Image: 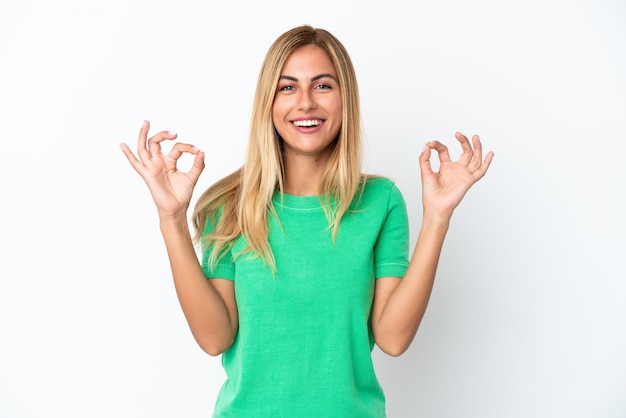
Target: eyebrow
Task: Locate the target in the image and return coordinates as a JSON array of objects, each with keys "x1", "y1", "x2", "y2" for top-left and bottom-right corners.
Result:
[{"x1": 279, "y1": 73, "x2": 339, "y2": 83}]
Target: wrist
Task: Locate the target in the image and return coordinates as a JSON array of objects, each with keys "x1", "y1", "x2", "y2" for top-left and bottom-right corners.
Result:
[
  {"x1": 421, "y1": 207, "x2": 453, "y2": 225},
  {"x1": 159, "y1": 212, "x2": 191, "y2": 232}
]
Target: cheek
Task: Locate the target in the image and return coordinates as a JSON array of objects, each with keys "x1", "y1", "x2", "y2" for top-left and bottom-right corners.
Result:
[
  {"x1": 272, "y1": 98, "x2": 289, "y2": 121},
  {"x1": 271, "y1": 104, "x2": 287, "y2": 137},
  {"x1": 271, "y1": 103, "x2": 281, "y2": 123},
  {"x1": 327, "y1": 94, "x2": 343, "y2": 117},
  {"x1": 329, "y1": 101, "x2": 343, "y2": 133}
]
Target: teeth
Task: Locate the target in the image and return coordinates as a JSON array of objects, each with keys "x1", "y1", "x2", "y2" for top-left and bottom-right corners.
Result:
[{"x1": 293, "y1": 119, "x2": 322, "y2": 127}]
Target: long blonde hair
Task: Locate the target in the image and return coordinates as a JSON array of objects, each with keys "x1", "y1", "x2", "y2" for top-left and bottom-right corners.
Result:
[{"x1": 192, "y1": 25, "x2": 365, "y2": 270}]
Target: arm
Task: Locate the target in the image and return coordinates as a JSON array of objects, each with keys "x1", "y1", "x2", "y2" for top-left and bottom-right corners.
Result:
[
  {"x1": 371, "y1": 132, "x2": 494, "y2": 357},
  {"x1": 120, "y1": 121, "x2": 238, "y2": 356}
]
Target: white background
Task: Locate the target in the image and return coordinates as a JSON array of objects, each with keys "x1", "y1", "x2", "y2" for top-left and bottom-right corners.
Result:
[{"x1": 1, "y1": 0, "x2": 625, "y2": 417}]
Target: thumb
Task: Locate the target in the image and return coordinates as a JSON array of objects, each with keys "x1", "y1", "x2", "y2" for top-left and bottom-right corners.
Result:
[
  {"x1": 419, "y1": 143, "x2": 434, "y2": 179},
  {"x1": 187, "y1": 149, "x2": 205, "y2": 183}
]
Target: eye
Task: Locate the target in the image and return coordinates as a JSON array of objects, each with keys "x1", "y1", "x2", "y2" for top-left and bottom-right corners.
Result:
[
  {"x1": 278, "y1": 84, "x2": 296, "y2": 92},
  {"x1": 315, "y1": 83, "x2": 332, "y2": 91}
]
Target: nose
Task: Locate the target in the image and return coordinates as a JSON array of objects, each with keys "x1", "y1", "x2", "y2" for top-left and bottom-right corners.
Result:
[{"x1": 297, "y1": 88, "x2": 317, "y2": 111}]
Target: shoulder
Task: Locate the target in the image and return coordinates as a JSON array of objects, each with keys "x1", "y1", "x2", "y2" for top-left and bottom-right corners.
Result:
[
  {"x1": 352, "y1": 175, "x2": 406, "y2": 211},
  {"x1": 362, "y1": 175, "x2": 405, "y2": 200},
  {"x1": 362, "y1": 175, "x2": 397, "y2": 191}
]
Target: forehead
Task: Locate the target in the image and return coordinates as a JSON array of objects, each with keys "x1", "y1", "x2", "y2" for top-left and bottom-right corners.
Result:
[{"x1": 280, "y1": 45, "x2": 337, "y2": 76}]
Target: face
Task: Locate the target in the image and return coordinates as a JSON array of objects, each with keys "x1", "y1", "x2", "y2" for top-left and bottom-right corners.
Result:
[{"x1": 272, "y1": 45, "x2": 343, "y2": 162}]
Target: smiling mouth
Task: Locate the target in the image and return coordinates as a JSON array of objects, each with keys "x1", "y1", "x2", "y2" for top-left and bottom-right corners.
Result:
[{"x1": 292, "y1": 119, "x2": 323, "y2": 127}]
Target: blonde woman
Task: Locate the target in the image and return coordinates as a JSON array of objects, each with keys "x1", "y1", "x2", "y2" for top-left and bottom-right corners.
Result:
[{"x1": 121, "y1": 25, "x2": 493, "y2": 417}]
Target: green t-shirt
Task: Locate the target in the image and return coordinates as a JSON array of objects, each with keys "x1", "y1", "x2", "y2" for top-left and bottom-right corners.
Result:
[{"x1": 202, "y1": 177, "x2": 410, "y2": 418}]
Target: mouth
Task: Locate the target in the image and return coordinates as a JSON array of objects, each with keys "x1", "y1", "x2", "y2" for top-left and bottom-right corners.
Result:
[{"x1": 291, "y1": 119, "x2": 323, "y2": 127}]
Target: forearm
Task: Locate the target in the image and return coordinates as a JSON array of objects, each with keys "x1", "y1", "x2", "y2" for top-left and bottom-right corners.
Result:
[
  {"x1": 160, "y1": 216, "x2": 237, "y2": 355},
  {"x1": 374, "y1": 212, "x2": 450, "y2": 356}
]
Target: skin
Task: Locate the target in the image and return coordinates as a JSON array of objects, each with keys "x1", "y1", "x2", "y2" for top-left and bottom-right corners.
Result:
[
  {"x1": 119, "y1": 45, "x2": 494, "y2": 357},
  {"x1": 372, "y1": 132, "x2": 493, "y2": 355},
  {"x1": 120, "y1": 124, "x2": 237, "y2": 355},
  {"x1": 272, "y1": 44, "x2": 343, "y2": 196}
]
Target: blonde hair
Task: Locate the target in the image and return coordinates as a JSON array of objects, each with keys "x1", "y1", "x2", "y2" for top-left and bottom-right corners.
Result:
[{"x1": 192, "y1": 25, "x2": 365, "y2": 270}]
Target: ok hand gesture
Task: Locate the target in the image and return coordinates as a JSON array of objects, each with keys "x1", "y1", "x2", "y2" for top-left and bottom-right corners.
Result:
[
  {"x1": 419, "y1": 132, "x2": 494, "y2": 219},
  {"x1": 120, "y1": 120, "x2": 205, "y2": 219}
]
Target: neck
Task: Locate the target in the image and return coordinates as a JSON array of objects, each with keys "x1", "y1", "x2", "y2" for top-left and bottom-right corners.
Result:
[{"x1": 282, "y1": 152, "x2": 329, "y2": 196}]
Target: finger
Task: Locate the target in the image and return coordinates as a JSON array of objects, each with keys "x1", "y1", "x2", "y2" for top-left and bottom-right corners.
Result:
[
  {"x1": 167, "y1": 142, "x2": 200, "y2": 161},
  {"x1": 137, "y1": 120, "x2": 151, "y2": 160},
  {"x1": 168, "y1": 143, "x2": 206, "y2": 182},
  {"x1": 148, "y1": 129, "x2": 178, "y2": 157},
  {"x1": 426, "y1": 140, "x2": 452, "y2": 164},
  {"x1": 120, "y1": 142, "x2": 146, "y2": 175},
  {"x1": 467, "y1": 134, "x2": 484, "y2": 172},
  {"x1": 455, "y1": 132, "x2": 473, "y2": 165},
  {"x1": 473, "y1": 150, "x2": 495, "y2": 180}
]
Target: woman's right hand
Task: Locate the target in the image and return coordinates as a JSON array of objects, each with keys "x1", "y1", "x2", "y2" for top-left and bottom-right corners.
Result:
[{"x1": 120, "y1": 120, "x2": 205, "y2": 219}]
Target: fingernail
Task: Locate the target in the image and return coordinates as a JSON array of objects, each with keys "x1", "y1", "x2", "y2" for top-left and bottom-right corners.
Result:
[{"x1": 168, "y1": 131, "x2": 177, "y2": 136}]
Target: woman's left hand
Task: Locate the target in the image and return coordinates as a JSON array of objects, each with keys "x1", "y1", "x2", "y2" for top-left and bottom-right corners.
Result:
[{"x1": 419, "y1": 132, "x2": 494, "y2": 218}]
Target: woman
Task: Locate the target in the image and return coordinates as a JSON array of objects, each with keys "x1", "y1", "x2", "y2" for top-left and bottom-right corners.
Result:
[{"x1": 121, "y1": 25, "x2": 493, "y2": 417}]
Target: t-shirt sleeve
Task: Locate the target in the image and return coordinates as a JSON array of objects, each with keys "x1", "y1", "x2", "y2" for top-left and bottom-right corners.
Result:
[
  {"x1": 200, "y1": 210, "x2": 236, "y2": 281},
  {"x1": 374, "y1": 181, "x2": 410, "y2": 278}
]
